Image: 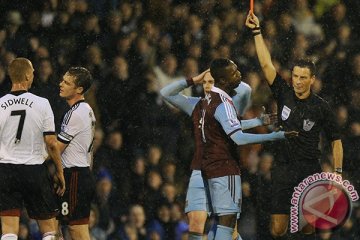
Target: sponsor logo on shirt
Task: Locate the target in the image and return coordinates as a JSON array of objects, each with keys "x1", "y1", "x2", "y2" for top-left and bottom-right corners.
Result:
[
  {"x1": 281, "y1": 105, "x2": 291, "y2": 120},
  {"x1": 303, "y1": 119, "x2": 315, "y2": 131}
]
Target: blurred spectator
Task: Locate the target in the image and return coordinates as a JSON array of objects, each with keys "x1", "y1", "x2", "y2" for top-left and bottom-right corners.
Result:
[
  {"x1": 170, "y1": 203, "x2": 189, "y2": 240},
  {"x1": 110, "y1": 204, "x2": 147, "y2": 240},
  {"x1": 147, "y1": 203, "x2": 173, "y2": 240},
  {"x1": 143, "y1": 170, "x2": 163, "y2": 219},
  {"x1": 89, "y1": 204, "x2": 108, "y2": 240}
]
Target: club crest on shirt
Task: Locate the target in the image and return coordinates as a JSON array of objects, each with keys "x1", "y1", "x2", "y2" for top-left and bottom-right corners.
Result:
[
  {"x1": 281, "y1": 105, "x2": 291, "y2": 120},
  {"x1": 303, "y1": 119, "x2": 315, "y2": 131}
]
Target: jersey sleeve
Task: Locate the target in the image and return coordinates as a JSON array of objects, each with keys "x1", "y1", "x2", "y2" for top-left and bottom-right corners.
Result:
[
  {"x1": 233, "y1": 82, "x2": 252, "y2": 117},
  {"x1": 160, "y1": 79, "x2": 201, "y2": 116},
  {"x1": 230, "y1": 130, "x2": 285, "y2": 145},
  {"x1": 58, "y1": 111, "x2": 82, "y2": 144},
  {"x1": 214, "y1": 102, "x2": 242, "y2": 136},
  {"x1": 269, "y1": 74, "x2": 292, "y2": 101},
  {"x1": 42, "y1": 99, "x2": 56, "y2": 135},
  {"x1": 322, "y1": 101, "x2": 341, "y2": 141}
]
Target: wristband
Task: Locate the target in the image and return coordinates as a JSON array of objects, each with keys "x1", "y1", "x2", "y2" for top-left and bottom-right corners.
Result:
[
  {"x1": 253, "y1": 31, "x2": 261, "y2": 37},
  {"x1": 335, "y1": 167, "x2": 342, "y2": 173},
  {"x1": 186, "y1": 78, "x2": 194, "y2": 86},
  {"x1": 252, "y1": 26, "x2": 261, "y2": 31}
]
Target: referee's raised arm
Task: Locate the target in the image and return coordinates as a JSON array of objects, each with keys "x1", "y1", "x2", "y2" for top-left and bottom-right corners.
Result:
[{"x1": 245, "y1": 12, "x2": 276, "y2": 85}]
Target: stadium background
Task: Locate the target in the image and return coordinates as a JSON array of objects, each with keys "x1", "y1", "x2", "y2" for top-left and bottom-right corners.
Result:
[{"x1": 0, "y1": 0, "x2": 359, "y2": 239}]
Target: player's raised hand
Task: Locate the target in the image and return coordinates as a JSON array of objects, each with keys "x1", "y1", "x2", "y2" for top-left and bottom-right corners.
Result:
[
  {"x1": 259, "y1": 106, "x2": 278, "y2": 126},
  {"x1": 192, "y1": 69, "x2": 210, "y2": 85},
  {"x1": 245, "y1": 11, "x2": 260, "y2": 29}
]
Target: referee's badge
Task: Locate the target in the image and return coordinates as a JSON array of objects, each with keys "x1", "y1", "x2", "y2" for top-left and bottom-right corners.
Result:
[
  {"x1": 303, "y1": 119, "x2": 315, "y2": 131},
  {"x1": 281, "y1": 105, "x2": 291, "y2": 120}
]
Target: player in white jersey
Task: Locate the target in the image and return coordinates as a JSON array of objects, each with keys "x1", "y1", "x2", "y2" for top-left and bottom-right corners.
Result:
[
  {"x1": 0, "y1": 58, "x2": 65, "y2": 240},
  {"x1": 56, "y1": 67, "x2": 95, "y2": 240}
]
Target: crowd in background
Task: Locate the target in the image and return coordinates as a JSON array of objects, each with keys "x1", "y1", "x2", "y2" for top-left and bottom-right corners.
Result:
[{"x1": 0, "y1": 0, "x2": 360, "y2": 239}]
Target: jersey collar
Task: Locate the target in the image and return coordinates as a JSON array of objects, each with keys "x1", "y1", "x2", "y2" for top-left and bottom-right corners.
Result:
[
  {"x1": 9, "y1": 90, "x2": 27, "y2": 96},
  {"x1": 211, "y1": 86, "x2": 232, "y2": 100},
  {"x1": 70, "y1": 99, "x2": 85, "y2": 108}
]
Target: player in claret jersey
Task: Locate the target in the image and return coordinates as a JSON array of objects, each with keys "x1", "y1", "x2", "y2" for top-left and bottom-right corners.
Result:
[
  {"x1": 0, "y1": 58, "x2": 65, "y2": 240},
  {"x1": 201, "y1": 58, "x2": 298, "y2": 240},
  {"x1": 161, "y1": 69, "x2": 275, "y2": 240}
]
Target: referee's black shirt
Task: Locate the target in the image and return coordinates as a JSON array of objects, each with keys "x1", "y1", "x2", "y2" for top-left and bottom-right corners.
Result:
[{"x1": 270, "y1": 74, "x2": 341, "y2": 163}]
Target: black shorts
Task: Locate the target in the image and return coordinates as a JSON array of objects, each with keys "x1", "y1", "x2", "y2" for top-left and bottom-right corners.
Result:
[
  {"x1": 57, "y1": 167, "x2": 95, "y2": 225},
  {"x1": 0, "y1": 163, "x2": 58, "y2": 219},
  {"x1": 271, "y1": 161, "x2": 322, "y2": 214}
]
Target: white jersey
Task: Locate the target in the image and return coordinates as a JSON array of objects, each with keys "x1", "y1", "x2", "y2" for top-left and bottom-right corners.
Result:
[
  {"x1": 58, "y1": 100, "x2": 96, "y2": 168},
  {"x1": 0, "y1": 91, "x2": 55, "y2": 165}
]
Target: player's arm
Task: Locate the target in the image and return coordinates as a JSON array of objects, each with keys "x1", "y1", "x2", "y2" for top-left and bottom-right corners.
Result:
[
  {"x1": 233, "y1": 82, "x2": 252, "y2": 116},
  {"x1": 57, "y1": 112, "x2": 80, "y2": 153},
  {"x1": 160, "y1": 69, "x2": 210, "y2": 116},
  {"x1": 57, "y1": 141, "x2": 68, "y2": 153},
  {"x1": 232, "y1": 82, "x2": 274, "y2": 130},
  {"x1": 160, "y1": 79, "x2": 201, "y2": 116},
  {"x1": 332, "y1": 139, "x2": 343, "y2": 174},
  {"x1": 214, "y1": 103, "x2": 295, "y2": 145},
  {"x1": 44, "y1": 134, "x2": 65, "y2": 196},
  {"x1": 240, "y1": 107, "x2": 277, "y2": 130},
  {"x1": 42, "y1": 100, "x2": 65, "y2": 196},
  {"x1": 245, "y1": 12, "x2": 276, "y2": 85}
]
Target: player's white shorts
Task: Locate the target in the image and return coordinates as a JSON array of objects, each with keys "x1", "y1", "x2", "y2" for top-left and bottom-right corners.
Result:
[
  {"x1": 185, "y1": 170, "x2": 210, "y2": 213},
  {"x1": 208, "y1": 175, "x2": 242, "y2": 216}
]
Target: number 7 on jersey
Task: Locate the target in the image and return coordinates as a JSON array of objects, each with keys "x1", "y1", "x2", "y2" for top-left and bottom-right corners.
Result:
[{"x1": 11, "y1": 110, "x2": 26, "y2": 144}]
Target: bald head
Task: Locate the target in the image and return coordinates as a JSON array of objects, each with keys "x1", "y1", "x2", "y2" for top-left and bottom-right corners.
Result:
[{"x1": 8, "y1": 58, "x2": 34, "y2": 83}]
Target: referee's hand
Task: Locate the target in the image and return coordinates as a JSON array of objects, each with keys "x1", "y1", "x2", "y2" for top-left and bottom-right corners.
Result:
[
  {"x1": 245, "y1": 11, "x2": 260, "y2": 29},
  {"x1": 54, "y1": 171, "x2": 66, "y2": 196}
]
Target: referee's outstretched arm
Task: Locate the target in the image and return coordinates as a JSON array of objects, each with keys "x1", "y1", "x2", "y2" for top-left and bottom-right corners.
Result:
[{"x1": 245, "y1": 12, "x2": 276, "y2": 85}]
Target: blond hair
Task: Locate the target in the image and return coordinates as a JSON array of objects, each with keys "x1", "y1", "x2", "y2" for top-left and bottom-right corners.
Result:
[{"x1": 8, "y1": 58, "x2": 32, "y2": 83}]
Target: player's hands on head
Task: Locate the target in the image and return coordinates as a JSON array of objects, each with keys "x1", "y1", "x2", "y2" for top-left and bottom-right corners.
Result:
[
  {"x1": 54, "y1": 171, "x2": 66, "y2": 196},
  {"x1": 192, "y1": 69, "x2": 210, "y2": 85},
  {"x1": 245, "y1": 11, "x2": 260, "y2": 29},
  {"x1": 259, "y1": 106, "x2": 277, "y2": 126}
]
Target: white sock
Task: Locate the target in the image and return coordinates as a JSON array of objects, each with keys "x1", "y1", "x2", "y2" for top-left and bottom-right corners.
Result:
[
  {"x1": 1, "y1": 234, "x2": 18, "y2": 240},
  {"x1": 42, "y1": 232, "x2": 56, "y2": 240},
  {"x1": 237, "y1": 233, "x2": 243, "y2": 240}
]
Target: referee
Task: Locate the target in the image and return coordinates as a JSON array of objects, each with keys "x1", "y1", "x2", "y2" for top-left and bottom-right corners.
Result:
[{"x1": 246, "y1": 13, "x2": 343, "y2": 238}]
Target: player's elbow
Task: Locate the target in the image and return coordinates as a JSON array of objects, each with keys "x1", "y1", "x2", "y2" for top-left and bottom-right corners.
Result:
[
  {"x1": 160, "y1": 88, "x2": 169, "y2": 98},
  {"x1": 230, "y1": 132, "x2": 249, "y2": 146}
]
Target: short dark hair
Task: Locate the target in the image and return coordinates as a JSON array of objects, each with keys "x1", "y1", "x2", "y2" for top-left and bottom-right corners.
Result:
[
  {"x1": 292, "y1": 59, "x2": 316, "y2": 76},
  {"x1": 67, "y1": 67, "x2": 93, "y2": 94},
  {"x1": 210, "y1": 58, "x2": 232, "y2": 82}
]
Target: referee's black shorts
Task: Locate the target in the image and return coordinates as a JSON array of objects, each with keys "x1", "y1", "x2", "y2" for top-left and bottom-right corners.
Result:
[
  {"x1": 0, "y1": 163, "x2": 58, "y2": 219},
  {"x1": 271, "y1": 161, "x2": 322, "y2": 214},
  {"x1": 57, "y1": 167, "x2": 95, "y2": 225}
]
